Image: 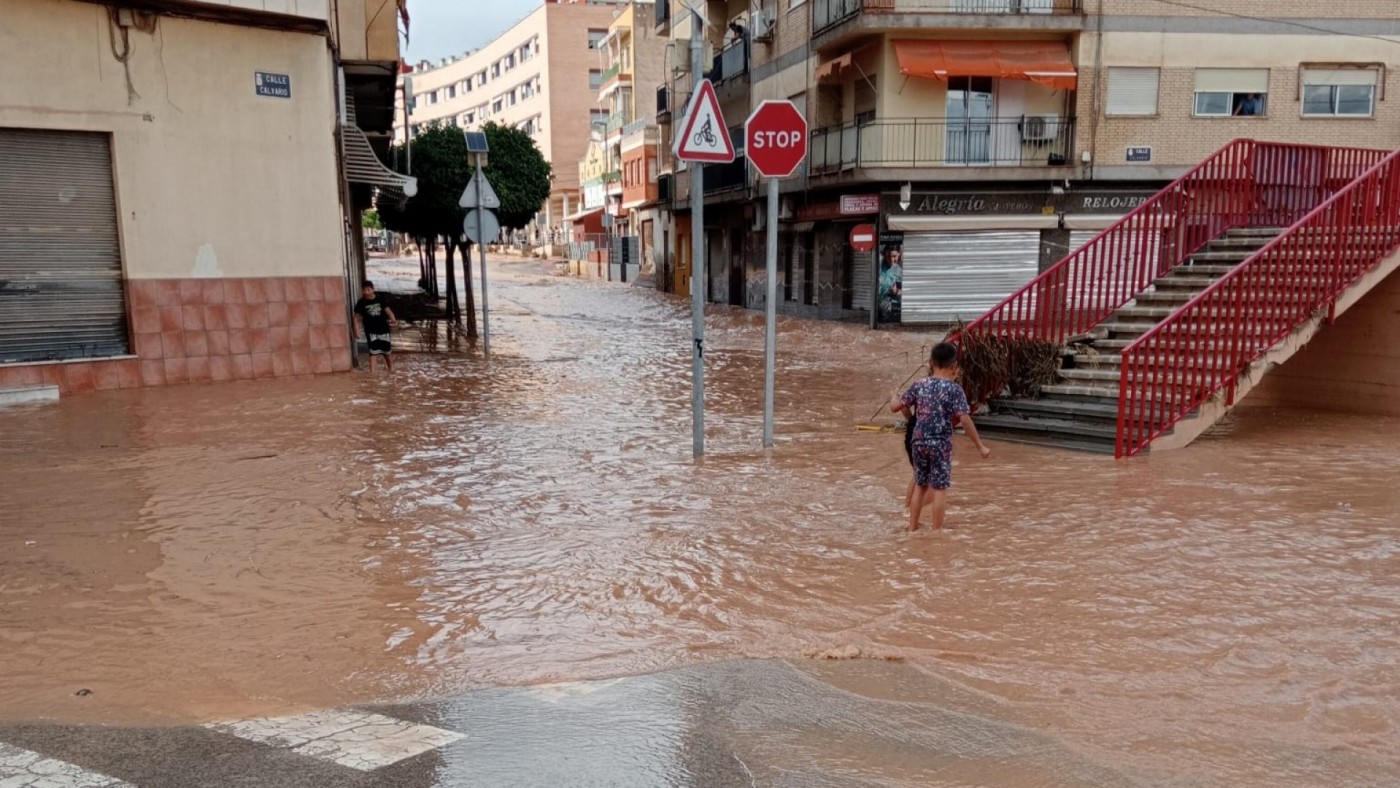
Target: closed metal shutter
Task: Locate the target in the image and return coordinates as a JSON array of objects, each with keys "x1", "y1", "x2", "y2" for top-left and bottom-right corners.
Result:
[
  {"x1": 1069, "y1": 229, "x2": 1099, "y2": 255},
  {"x1": 851, "y1": 248, "x2": 873, "y2": 312},
  {"x1": 901, "y1": 230, "x2": 1040, "y2": 324},
  {"x1": 0, "y1": 129, "x2": 128, "y2": 363}
]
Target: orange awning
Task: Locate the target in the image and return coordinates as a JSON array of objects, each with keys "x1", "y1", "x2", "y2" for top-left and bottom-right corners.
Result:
[
  {"x1": 815, "y1": 52, "x2": 852, "y2": 82},
  {"x1": 893, "y1": 40, "x2": 1078, "y2": 91}
]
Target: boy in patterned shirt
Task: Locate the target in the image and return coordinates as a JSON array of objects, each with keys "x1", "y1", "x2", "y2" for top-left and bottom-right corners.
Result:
[{"x1": 892, "y1": 342, "x2": 991, "y2": 531}]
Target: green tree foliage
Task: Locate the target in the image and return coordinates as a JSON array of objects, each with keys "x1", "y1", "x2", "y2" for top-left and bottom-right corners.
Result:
[
  {"x1": 480, "y1": 122, "x2": 552, "y2": 231},
  {"x1": 362, "y1": 209, "x2": 383, "y2": 231}
]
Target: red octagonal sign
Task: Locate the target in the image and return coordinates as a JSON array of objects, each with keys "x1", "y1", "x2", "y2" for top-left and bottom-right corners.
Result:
[{"x1": 745, "y1": 100, "x2": 809, "y2": 179}]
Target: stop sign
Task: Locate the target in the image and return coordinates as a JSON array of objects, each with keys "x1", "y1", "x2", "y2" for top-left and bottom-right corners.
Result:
[{"x1": 745, "y1": 100, "x2": 808, "y2": 179}]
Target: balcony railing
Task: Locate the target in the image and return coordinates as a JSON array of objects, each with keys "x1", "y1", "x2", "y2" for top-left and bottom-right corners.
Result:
[
  {"x1": 622, "y1": 119, "x2": 651, "y2": 137},
  {"x1": 604, "y1": 112, "x2": 634, "y2": 133},
  {"x1": 703, "y1": 156, "x2": 749, "y2": 194},
  {"x1": 810, "y1": 117, "x2": 1074, "y2": 172},
  {"x1": 712, "y1": 39, "x2": 749, "y2": 85},
  {"x1": 815, "y1": 0, "x2": 1082, "y2": 34}
]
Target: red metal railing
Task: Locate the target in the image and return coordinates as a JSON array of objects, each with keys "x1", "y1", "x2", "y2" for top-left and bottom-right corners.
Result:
[
  {"x1": 955, "y1": 139, "x2": 1389, "y2": 406},
  {"x1": 1115, "y1": 149, "x2": 1400, "y2": 457}
]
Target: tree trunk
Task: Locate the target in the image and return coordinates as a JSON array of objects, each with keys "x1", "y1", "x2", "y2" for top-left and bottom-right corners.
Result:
[
  {"x1": 443, "y1": 234, "x2": 460, "y2": 325},
  {"x1": 460, "y1": 240, "x2": 478, "y2": 339}
]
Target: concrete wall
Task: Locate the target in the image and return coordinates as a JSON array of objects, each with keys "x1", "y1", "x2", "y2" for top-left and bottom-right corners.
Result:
[
  {"x1": 1248, "y1": 267, "x2": 1400, "y2": 417},
  {"x1": 0, "y1": 0, "x2": 344, "y2": 281}
]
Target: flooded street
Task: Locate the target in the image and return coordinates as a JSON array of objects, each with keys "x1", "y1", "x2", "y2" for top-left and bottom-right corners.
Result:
[{"x1": 2, "y1": 257, "x2": 1398, "y2": 786}]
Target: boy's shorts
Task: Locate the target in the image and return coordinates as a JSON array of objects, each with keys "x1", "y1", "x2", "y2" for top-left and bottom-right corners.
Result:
[
  {"x1": 366, "y1": 333, "x2": 392, "y2": 355},
  {"x1": 912, "y1": 440, "x2": 953, "y2": 490}
]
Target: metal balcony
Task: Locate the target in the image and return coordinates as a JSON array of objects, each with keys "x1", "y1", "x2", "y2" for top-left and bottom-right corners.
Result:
[
  {"x1": 814, "y1": 0, "x2": 1082, "y2": 35},
  {"x1": 809, "y1": 116, "x2": 1076, "y2": 172}
]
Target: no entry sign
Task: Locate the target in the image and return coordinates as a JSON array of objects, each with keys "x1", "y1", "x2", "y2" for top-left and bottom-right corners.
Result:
[
  {"x1": 849, "y1": 224, "x2": 877, "y2": 253},
  {"x1": 745, "y1": 100, "x2": 809, "y2": 179}
]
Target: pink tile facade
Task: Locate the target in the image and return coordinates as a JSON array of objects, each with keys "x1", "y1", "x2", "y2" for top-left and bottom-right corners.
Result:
[{"x1": 0, "y1": 276, "x2": 353, "y2": 396}]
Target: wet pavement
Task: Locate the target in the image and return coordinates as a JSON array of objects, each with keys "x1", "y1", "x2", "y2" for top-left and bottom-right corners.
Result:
[{"x1": 2, "y1": 255, "x2": 1399, "y2": 786}]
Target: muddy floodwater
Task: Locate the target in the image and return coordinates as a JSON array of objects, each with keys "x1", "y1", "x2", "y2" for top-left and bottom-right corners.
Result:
[{"x1": 2, "y1": 257, "x2": 1398, "y2": 786}]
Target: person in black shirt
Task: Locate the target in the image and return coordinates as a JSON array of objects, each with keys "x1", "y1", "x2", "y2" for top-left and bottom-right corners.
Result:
[{"x1": 354, "y1": 280, "x2": 397, "y2": 372}]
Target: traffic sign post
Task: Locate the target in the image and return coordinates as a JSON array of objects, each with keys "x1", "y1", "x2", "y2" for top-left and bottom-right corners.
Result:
[
  {"x1": 745, "y1": 101, "x2": 808, "y2": 449},
  {"x1": 674, "y1": 47, "x2": 734, "y2": 457},
  {"x1": 460, "y1": 131, "x2": 495, "y2": 358}
]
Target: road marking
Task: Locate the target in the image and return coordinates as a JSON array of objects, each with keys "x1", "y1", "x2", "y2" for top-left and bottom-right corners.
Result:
[
  {"x1": 0, "y1": 743, "x2": 134, "y2": 787},
  {"x1": 206, "y1": 710, "x2": 464, "y2": 771}
]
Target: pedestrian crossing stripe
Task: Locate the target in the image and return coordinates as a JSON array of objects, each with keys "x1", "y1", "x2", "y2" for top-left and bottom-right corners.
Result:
[
  {"x1": 0, "y1": 742, "x2": 134, "y2": 787},
  {"x1": 205, "y1": 709, "x2": 464, "y2": 771}
]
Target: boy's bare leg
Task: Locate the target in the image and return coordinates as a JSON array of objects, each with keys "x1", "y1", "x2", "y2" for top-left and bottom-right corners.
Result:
[
  {"x1": 368, "y1": 354, "x2": 379, "y2": 373},
  {"x1": 908, "y1": 485, "x2": 926, "y2": 532},
  {"x1": 905, "y1": 476, "x2": 915, "y2": 510},
  {"x1": 385, "y1": 353, "x2": 394, "y2": 373},
  {"x1": 929, "y1": 489, "x2": 949, "y2": 529}
]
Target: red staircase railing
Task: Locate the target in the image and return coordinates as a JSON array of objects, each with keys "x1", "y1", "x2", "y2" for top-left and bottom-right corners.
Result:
[
  {"x1": 1115, "y1": 149, "x2": 1400, "y2": 458},
  {"x1": 955, "y1": 139, "x2": 1389, "y2": 406}
]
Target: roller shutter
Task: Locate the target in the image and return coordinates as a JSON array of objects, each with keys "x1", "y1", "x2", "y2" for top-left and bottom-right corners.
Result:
[
  {"x1": 0, "y1": 129, "x2": 128, "y2": 363},
  {"x1": 900, "y1": 230, "x2": 1040, "y2": 324}
]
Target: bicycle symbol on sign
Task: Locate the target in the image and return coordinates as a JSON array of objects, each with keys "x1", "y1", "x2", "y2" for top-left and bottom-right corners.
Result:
[{"x1": 692, "y1": 118, "x2": 718, "y2": 148}]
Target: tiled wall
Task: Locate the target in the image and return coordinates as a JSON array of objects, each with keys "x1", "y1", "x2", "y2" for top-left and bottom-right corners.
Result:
[{"x1": 0, "y1": 276, "x2": 352, "y2": 396}]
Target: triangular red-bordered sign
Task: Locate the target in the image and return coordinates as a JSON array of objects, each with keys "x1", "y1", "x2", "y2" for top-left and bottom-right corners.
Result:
[{"x1": 674, "y1": 79, "x2": 735, "y2": 164}]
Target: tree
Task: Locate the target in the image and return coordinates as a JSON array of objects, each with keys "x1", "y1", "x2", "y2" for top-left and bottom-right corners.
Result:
[
  {"x1": 379, "y1": 121, "x2": 552, "y2": 338},
  {"x1": 480, "y1": 122, "x2": 552, "y2": 232},
  {"x1": 362, "y1": 209, "x2": 383, "y2": 231}
]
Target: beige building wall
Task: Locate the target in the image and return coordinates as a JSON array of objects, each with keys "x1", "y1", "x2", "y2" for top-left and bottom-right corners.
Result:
[
  {"x1": 1247, "y1": 268, "x2": 1400, "y2": 417},
  {"x1": 1084, "y1": 32, "x2": 1400, "y2": 178},
  {"x1": 400, "y1": 2, "x2": 624, "y2": 224},
  {"x1": 0, "y1": 0, "x2": 344, "y2": 280}
]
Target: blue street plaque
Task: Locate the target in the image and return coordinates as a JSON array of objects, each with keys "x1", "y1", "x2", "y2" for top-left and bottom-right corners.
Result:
[
  {"x1": 1126, "y1": 146, "x2": 1152, "y2": 163},
  {"x1": 255, "y1": 72, "x2": 292, "y2": 99}
]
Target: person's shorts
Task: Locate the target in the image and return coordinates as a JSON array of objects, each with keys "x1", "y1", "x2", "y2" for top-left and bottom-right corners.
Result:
[
  {"x1": 912, "y1": 440, "x2": 953, "y2": 490},
  {"x1": 367, "y1": 333, "x2": 392, "y2": 355}
]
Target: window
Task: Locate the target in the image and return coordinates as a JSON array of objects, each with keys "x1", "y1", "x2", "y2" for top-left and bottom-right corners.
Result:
[
  {"x1": 854, "y1": 77, "x2": 877, "y2": 126},
  {"x1": 447, "y1": 85, "x2": 457, "y2": 100},
  {"x1": 1302, "y1": 67, "x2": 1379, "y2": 117},
  {"x1": 491, "y1": 63, "x2": 501, "y2": 78},
  {"x1": 1193, "y1": 68, "x2": 1269, "y2": 117},
  {"x1": 1106, "y1": 67, "x2": 1160, "y2": 116},
  {"x1": 587, "y1": 29, "x2": 607, "y2": 50},
  {"x1": 464, "y1": 112, "x2": 475, "y2": 125},
  {"x1": 476, "y1": 71, "x2": 488, "y2": 87},
  {"x1": 589, "y1": 70, "x2": 603, "y2": 90},
  {"x1": 463, "y1": 80, "x2": 473, "y2": 94},
  {"x1": 509, "y1": 90, "x2": 518, "y2": 106},
  {"x1": 590, "y1": 109, "x2": 609, "y2": 129},
  {"x1": 493, "y1": 98, "x2": 504, "y2": 113}
]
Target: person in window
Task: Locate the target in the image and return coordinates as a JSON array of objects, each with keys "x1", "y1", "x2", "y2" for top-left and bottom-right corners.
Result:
[{"x1": 1234, "y1": 93, "x2": 1263, "y2": 117}]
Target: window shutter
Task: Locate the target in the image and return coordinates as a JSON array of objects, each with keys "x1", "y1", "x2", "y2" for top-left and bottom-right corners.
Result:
[
  {"x1": 1195, "y1": 68, "x2": 1269, "y2": 93},
  {"x1": 1107, "y1": 68, "x2": 1160, "y2": 116},
  {"x1": 1302, "y1": 67, "x2": 1379, "y2": 87}
]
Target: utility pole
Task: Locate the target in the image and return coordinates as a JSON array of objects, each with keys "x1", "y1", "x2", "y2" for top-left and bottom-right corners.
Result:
[{"x1": 689, "y1": 4, "x2": 706, "y2": 458}]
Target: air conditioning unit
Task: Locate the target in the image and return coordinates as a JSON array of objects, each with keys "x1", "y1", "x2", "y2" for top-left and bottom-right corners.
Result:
[
  {"x1": 751, "y1": 9, "x2": 775, "y2": 42},
  {"x1": 1021, "y1": 114, "x2": 1060, "y2": 142}
]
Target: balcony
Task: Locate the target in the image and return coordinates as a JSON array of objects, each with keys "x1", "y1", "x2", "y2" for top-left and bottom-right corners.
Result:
[
  {"x1": 604, "y1": 112, "x2": 635, "y2": 134},
  {"x1": 814, "y1": 0, "x2": 1083, "y2": 38},
  {"x1": 655, "y1": 0, "x2": 671, "y2": 32},
  {"x1": 809, "y1": 117, "x2": 1075, "y2": 174},
  {"x1": 657, "y1": 85, "x2": 672, "y2": 123},
  {"x1": 711, "y1": 39, "x2": 748, "y2": 86},
  {"x1": 703, "y1": 155, "x2": 749, "y2": 195}
]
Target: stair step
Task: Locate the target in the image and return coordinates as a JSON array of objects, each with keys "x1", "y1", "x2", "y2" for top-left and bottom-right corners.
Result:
[
  {"x1": 1154, "y1": 276, "x2": 1216, "y2": 290},
  {"x1": 973, "y1": 413, "x2": 1121, "y2": 442},
  {"x1": 1169, "y1": 263, "x2": 1238, "y2": 275},
  {"x1": 1189, "y1": 251, "x2": 1255, "y2": 264},
  {"x1": 1113, "y1": 305, "x2": 1177, "y2": 321},
  {"x1": 0, "y1": 385, "x2": 59, "y2": 407},
  {"x1": 1099, "y1": 321, "x2": 1153, "y2": 336},
  {"x1": 990, "y1": 397, "x2": 1122, "y2": 421},
  {"x1": 1225, "y1": 227, "x2": 1285, "y2": 238},
  {"x1": 1075, "y1": 354, "x2": 1240, "y2": 372},
  {"x1": 977, "y1": 429, "x2": 1120, "y2": 454},
  {"x1": 1209, "y1": 238, "x2": 1276, "y2": 250}
]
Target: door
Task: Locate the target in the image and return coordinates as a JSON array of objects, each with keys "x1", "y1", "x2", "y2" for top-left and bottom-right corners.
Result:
[
  {"x1": 900, "y1": 230, "x2": 1040, "y2": 324},
  {"x1": 946, "y1": 77, "x2": 994, "y2": 165},
  {"x1": 728, "y1": 228, "x2": 745, "y2": 306},
  {"x1": 0, "y1": 129, "x2": 128, "y2": 363}
]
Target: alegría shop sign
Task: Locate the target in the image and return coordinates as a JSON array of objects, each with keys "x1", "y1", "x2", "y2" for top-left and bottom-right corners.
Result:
[{"x1": 893, "y1": 191, "x2": 1154, "y2": 216}]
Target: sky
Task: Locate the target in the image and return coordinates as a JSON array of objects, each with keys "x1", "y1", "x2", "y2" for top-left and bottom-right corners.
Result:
[{"x1": 403, "y1": 0, "x2": 539, "y2": 64}]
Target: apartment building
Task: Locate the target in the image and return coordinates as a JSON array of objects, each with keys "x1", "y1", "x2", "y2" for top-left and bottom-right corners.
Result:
[
  {"x1": 397, "y1": 0, "x2": 629, "y2": 237},
  {"x1": 0, "y1": 0, "x2": 411, "y2": 395},
  {"x1": 653, "y1": 0, "x2": 1400, "y2": 326},
  {"x1": 567, "y1": 2, "x2": 670, "y2": 281}
]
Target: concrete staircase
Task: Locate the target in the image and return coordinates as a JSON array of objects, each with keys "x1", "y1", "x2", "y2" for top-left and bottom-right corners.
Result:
[{"x1": 973, "y1": 228, "x2": 1284, "y2": 452}]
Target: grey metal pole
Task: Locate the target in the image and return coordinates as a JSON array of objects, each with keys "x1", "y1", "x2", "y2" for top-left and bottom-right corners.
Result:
[
  {"x1": 476, "y1": 160, "x2": 491, "y2": 359},
  {"x1": 689, "y1": 8, "x2": 705, "y2": 458},
  {"x1": 763, "y1": 176, "x2": 778, "y2": 448}
]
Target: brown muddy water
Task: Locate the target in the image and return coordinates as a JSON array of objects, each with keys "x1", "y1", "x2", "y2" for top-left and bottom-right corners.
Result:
[{"x1": 1, "y1": 257, "x2": 1398, "y2": 785}]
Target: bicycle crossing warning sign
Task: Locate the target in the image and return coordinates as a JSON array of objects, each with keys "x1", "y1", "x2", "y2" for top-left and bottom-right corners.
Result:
[{"x1": 674, "y1": 79, "x2": 735, "y2": 164}]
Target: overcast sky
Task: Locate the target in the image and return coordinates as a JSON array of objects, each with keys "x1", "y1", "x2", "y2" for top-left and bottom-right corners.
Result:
[{"x1": 404, "y1": 0, "x2": 539, "y2": 64}]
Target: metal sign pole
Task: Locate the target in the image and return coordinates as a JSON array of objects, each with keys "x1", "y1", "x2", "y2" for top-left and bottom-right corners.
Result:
[
  {"x1": 762, "y1": 176, "x2": 779, "y2": 447},
  {"x1": 689, "y1": 8, "x2": 705, "y2": 458},
  {"x1": 476, "y1": 159, "x2": 491, "y2": 359}
]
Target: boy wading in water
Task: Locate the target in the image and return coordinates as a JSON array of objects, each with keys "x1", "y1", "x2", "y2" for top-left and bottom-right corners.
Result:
[
  {"x1": 354, "y1": 281, "x2": 398, "y2": 373},
  {"x1": 893, "y1": 342, "x2": 991, "y2": 532}
]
